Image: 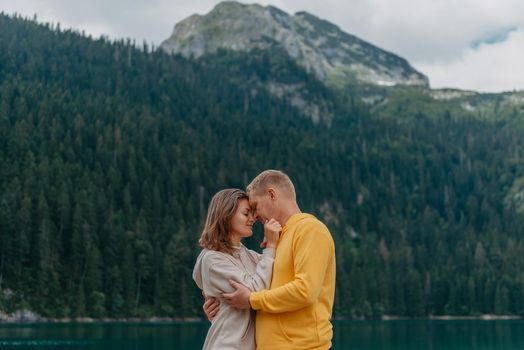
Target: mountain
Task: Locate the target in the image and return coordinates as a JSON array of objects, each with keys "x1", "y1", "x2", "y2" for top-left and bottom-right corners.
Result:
[
  {"x1": 160, "y1": 1, "x2": 524, "y2": 117},
  {"x1": 161, "y1": 1, "x2": 429, "y2": 89}
]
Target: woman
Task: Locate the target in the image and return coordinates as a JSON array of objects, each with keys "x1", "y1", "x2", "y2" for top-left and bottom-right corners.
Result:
[{"x1": 193, "y1": 188, "x2": 281, "y2": 350}]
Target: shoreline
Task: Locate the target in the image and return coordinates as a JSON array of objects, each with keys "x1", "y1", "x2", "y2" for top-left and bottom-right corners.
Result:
[
  {"x1": 334, "y1": 315, "x2": 523, "y2": 321},
  {"x1": 0, "y1": 310, "x2": 205, "y2": 324},
  {"x1": 1, "y1": 310, "x2": 521, "y2": 324},
  {"x1": 0, "y1": 316, "x2": 206, "y2": 324},
  {"x1": 380, "y1": 315, "x2": 522, "y2": 321}
]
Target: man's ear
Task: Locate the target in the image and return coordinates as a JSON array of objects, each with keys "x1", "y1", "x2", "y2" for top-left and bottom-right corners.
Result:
[{"x1": 267, "y1": 188, "x2": 277, "y2": 200}]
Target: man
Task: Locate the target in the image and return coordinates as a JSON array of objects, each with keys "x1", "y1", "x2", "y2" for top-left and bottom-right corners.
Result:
[{"x1": 205, "y1": 169, "x2": 336, "y2": 350}]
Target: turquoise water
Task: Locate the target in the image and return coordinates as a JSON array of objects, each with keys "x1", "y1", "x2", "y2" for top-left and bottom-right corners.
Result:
[
  {"x1": 0, "y1": 320, "x2": 523, "y2": 349},
  {"x1": 334, "y1": 320, "x2": 524, "y2": 349}
]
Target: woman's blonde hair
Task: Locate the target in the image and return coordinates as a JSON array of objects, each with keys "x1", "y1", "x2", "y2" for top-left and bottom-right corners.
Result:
[{"x1": 199, "y1": 188, "x2": 248, "y2": 253}]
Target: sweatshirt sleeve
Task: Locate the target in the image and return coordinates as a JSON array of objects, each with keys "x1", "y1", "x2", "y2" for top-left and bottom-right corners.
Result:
[
  {"x1": 204, "y1": 248, "x2": 275, "y2": 296},
  {"x1": 249, "y1": 221, "x2": 334, "y2": 313}
]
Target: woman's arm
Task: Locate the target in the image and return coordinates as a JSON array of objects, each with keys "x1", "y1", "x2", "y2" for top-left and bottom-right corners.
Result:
[{"x1": 204, "y1": 249, "x2": 275, "y2": 295}]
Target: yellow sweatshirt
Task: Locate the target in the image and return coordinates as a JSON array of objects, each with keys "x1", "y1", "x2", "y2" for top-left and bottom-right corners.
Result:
[{"x1": 250, "y1": 213, "x2": 336, "y2": 350}]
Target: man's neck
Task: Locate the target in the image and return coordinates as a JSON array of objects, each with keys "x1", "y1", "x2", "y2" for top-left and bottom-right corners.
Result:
[{"x1": 279, "y1": 201, "x2": 302, "y2": 226}]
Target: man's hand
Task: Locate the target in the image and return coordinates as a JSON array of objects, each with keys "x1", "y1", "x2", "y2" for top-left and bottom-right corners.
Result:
[
  {"x1": 263, "y1": 218, "x2": 281, "y2": 249},
  {"x1": 203, "y1": 296, "x2": 220, "y2": 321},
  {"x1": 222, "y1": 280, "x2": 252, "y2": 309}
]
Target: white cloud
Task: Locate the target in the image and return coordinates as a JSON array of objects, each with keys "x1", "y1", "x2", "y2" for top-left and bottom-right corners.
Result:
[
  {"x1": 1, "y1": 0, "x2": 523, "y2": 91},
  {"x1": 255, "y1": 0, "x2": 524, "y2": 91},
  {"x1": 415, "y1": 28, "x2": 524, "y2": 92},
  {"x1": 0, "y1": 0, "x2": 220, "y2": 42},
  {"x1": 247, "y1": 0, "x2": 524, "y2": 62}
]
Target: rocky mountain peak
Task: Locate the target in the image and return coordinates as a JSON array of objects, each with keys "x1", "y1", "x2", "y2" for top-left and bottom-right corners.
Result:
[{"x1": 161, "y1": 1, "x2": 429, "y2": 88}]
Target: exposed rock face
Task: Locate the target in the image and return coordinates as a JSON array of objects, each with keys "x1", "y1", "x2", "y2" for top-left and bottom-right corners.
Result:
[
  {"x1": 430, "y1": 89, "x2": 477, "y2": 100},
  {"x1": 430, "y1": 89, "x2": 524, "y2": 113},
  {"x1": 0, "y1": 310, "x2": 43, "y2": 322},
  {"x1": 505, "y1": 177, "x2": 524, "y2": 214},
  {"x1": 161, "y1": 1, "x2": 429, "y2": 88}
]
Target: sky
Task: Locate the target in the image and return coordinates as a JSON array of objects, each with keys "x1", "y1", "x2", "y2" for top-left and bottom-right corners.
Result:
[{"x1": 1, "y1": 0, "x2": 523, "y2": 93}]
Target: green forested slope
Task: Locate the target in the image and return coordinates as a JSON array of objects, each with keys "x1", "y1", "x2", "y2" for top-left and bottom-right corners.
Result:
[{"x1": 1, "y1": 14, "x2": 524, "y2": 319}]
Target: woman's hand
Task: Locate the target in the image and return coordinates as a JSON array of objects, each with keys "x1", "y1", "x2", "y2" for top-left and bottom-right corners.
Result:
[{"x1": 262, "y1": 218, "x2": 281, "y2": 249}]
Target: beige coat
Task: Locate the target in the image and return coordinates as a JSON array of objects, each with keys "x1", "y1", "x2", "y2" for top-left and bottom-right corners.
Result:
[{"x1": 193, "y1": 244, "x2": 275, "y2": 350}]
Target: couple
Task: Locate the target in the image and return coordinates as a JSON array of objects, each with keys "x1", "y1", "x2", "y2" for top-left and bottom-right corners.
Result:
[{"x1": 192, "y1": 170, "x2": 336, "y2": 350}]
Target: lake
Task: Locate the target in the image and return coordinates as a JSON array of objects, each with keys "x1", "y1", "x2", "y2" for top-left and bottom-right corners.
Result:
[{"x1": 0, "y1": 320, "x2": 523, "y2": 349}]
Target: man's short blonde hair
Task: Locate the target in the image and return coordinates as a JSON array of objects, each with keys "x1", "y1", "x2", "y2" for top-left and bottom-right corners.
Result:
[{"x1": 247, "y1": 169, "x2": 296, "y2": 199}]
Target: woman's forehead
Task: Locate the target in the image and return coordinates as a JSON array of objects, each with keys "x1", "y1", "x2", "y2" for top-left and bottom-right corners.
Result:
[{"x1": 238, "y1": 198, "x2": 250, "y2": 209}]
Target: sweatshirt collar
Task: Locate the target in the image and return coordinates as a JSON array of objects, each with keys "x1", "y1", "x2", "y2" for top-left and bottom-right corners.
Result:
[{"x1": 282, "y1": 213, "x2": 315, "y2": 234}]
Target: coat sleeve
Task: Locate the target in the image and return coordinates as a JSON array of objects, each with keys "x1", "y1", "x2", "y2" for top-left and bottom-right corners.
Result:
[
  {"x1": 249, "y1": 221, "x2": 335, "y2": 313},
  {"x1": 204, "y1": 248, "x2": 275, "y2": 296}
]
